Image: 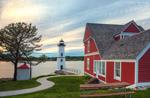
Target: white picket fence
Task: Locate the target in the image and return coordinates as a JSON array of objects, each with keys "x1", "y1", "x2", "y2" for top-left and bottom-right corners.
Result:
[{"x1": 64, "y1": 68, "x2": 82, "y2": 75}]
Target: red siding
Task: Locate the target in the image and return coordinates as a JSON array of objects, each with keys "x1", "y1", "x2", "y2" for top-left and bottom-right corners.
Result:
[
  {"x1": 84, "y1": 27, "x2": 101, "y2": 78},
  {"x1": 84, "y1": 54, "x2": 100, "y2": 77},
  {"x1": 84, "y1": 38, "x2": 98, "y2": 54},
  {"x1": 123, "y1": 23, "x2": 140, "y2": 33},
  {"x1": 121, "y1": 62, "x2": 135, "y2": 84},
  {"x1": 106, "y1": 62, "x2": 119, "y2": 83},
  {"x1": 139, "y1": 48, "x2": 150, "y2": 83},
  {"x1": 106, "y1": 61, "x2": 135, "y2": 84},
  {"x1": 90, "y1": 39, "x2": 98, "y2": 53}
]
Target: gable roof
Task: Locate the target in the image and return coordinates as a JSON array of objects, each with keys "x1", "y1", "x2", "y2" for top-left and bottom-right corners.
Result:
[
  {"x1": 121, "y1": 20, "x2": 144, "y2": 32},
  {"x1": 18, "y1": 64, "x2": 30, "y2": 69},
  {"x1": 86, "y1": 21, "x2": 148, "y2": 59}
]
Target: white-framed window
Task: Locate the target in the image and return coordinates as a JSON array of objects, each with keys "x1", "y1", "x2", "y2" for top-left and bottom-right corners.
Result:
[
  {"x1": 87, "y1": 40, "x2": 90, "y2": 53},
  {"x1": 99, "y1": 61, "x2": 106, "y2": 76},
  {"x1": 94, "y1": 61, "x2": 97, "y2": 73},
  {"x1": 87, "y1": 58, "x2": 90, "y2": 70},
  {"x1": 94, "y1": 60, "x2": 106, "y2": 77},
  {"x1": 114, "y1": 62, "x2": 121, "y2": 80}
]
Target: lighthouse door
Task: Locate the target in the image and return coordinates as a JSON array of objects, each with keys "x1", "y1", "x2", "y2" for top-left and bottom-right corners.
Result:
[{"x1": 60, "y1": 65, "x2": 63, "y2": 70}]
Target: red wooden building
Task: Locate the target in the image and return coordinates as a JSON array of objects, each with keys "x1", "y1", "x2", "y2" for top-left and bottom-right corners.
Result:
[{"x1": 83, "y1": 20, "x2": 150, "y2": 88}]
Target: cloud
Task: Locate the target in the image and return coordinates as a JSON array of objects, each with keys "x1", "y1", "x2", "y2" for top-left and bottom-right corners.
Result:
[
  {"x1": 1, "y1": 0, "x2": 150, "y2": 56},
  {"x1": 39, "y1": 27, "x2": 84, "y2": 53},
  {"x1": 0, "y1": 0, "x2": 48, "y2": 27}
]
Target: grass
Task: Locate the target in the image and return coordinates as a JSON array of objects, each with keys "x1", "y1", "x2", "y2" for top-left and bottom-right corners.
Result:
[
  {"x1": 80, "y1": 76, "x2": 150, "y2": 98},
  {"x1": 3, "y1": 76, "x2": 86, "y2": 98},
  {"x1": 0, "y1": 78, "x2": 40, "y2": 91},
  {"x1": 1, "y1": 76, "x2": 150, "y2": 98}
]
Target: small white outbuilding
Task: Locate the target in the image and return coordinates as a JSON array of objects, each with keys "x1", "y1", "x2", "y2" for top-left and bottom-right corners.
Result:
[{"x1": 17, "y1": 63, "x2": 30, "y2": 80}]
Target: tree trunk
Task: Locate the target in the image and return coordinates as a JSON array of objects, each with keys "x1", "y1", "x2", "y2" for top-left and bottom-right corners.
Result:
[
  {"x1": 30, "y1": 63, "x2": 32, "y2": 80},
  {"x1": 13, "y1": 61, "x2": 18, "y2": 81}
]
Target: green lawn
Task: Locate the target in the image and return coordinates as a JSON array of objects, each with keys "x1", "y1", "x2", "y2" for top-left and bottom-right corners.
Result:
[
  {"x1": 1, "y1": 76, "x2": 150, "y2": 98},
  {"x1": 0, "y1": 78, "x2": 40, "y2": 91},
  {"x1": 80, "y1": 89, "x2": 150, "y2": 98},
  {"x1": 3, "y1": 76, "x2": 86, "y2": 98}
]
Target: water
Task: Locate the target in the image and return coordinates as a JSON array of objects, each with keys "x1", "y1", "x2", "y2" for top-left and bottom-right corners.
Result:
[{"x1": 0, "y1": 61, "x2": 84, "y2": 78}]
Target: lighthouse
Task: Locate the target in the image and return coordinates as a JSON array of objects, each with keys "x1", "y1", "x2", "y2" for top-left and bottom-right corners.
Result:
[{"x1": 56, "y1": 39, "x2": 66, "y2": 70}]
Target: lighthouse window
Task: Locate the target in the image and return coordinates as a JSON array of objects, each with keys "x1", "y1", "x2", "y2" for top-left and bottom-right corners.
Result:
[
  {"x1": 60, "y1": 59, "x2": 63, "y2": 62},
  {"x1": 61, "y1": 53, "x2": 63, "y2": 56}
]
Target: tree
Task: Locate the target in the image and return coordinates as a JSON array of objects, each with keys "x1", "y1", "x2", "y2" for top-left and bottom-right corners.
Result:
[
  {"x1": 0, "y1": 22, "x2": 42, "y2": 81},
  {"x1": 39, "y1": 54, "x2": 48, "y2": 62}
]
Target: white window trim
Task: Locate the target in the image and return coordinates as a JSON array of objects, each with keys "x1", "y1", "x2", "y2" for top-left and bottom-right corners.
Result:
[
  {"x1": 99, "y1": 61, "x2": 106, "y2": 77},
  {"x1": 114, "y1": 61, "x2": 121, "y2": 81},
  {"x1": 94, "y1": 60, "x2": 106, "y2": 77}
]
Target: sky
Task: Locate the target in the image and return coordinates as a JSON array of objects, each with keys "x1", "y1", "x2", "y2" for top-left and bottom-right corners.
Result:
[{"x1": 0, "y1": 0, "x2": 150, "y2": 57}]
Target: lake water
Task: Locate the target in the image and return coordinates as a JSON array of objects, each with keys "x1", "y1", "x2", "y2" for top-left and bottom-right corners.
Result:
[{"x1": 0, "y1": 61, "x2": 84, "y2": 78}]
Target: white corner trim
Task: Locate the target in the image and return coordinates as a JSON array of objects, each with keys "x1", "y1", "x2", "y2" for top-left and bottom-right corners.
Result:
[
  {"x1": 134, "y1": 60, "x2": 138, "y2": 84},
  {"x1": 135, "y1": 43, "x2": 150, "y2": 84}
]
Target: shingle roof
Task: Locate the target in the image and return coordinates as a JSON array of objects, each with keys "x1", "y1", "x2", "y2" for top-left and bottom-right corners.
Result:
[
  {"x1": 103, "y1": 30, "x2": 150, "y2": 59},
  {"x1": 87, "y1": 23, "x2": 124, "y2": 55},
  {"x1": 86, "y1": 22, "x2": 149, "y2": 59}
]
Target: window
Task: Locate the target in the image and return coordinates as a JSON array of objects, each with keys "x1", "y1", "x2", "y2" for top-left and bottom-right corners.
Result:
[
  {"x1": 102, "y1": 61, "x2": 106, "y2": 75},
  {"x1": 114, "y1": 62, "x2": 121, "y2": 80},
  {"x1": 94, "y1": 60, "x2": 106, "y2": 76},
  {"x1": 94, "y1": 61, "x2": 97, "y2": 73},
  {"x1": 60, "y1": 59, "x2": 63, "y2": 62},
  {"x1": 99, "y1": 61, "x2": 106, "y2": 76},
  {"x1": 87, "y1": 58, "x2": 90, "y2": 70},
  {"x1": 87, "y1": 40, "x2": 90, "y2": 53},
  {"x1": 61, "y1": 53, "x2": 63, "y2": 56}
]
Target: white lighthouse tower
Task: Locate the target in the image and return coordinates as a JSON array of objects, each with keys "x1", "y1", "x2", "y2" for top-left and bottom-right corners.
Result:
[{"x1": 57, "y1": 39, "x2": 66, "y2": 70}]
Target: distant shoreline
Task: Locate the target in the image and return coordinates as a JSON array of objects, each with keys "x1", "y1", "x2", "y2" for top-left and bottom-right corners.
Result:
[{"x1": 0, "y1": 56, "x2": 84, "y2": 62}]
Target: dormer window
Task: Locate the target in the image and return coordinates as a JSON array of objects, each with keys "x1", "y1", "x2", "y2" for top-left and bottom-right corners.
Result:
[
  {"x1": 114, "y1": 34, "x2": 121, "y2": 41},
  {"x1": 87, "y1": 40, "x2": 90, "y2": 53}
]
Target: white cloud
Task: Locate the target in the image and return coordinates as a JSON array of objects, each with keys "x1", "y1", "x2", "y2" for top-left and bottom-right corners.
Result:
[
  {"x1": 0, "y1": 0, "x2": 48, "y2": 27},
  {"x1": 1, "y1": 0, "x2": 150, "y2": 56},
  {"x1": 40, "y1": 27, "x2": 83, "y2": 46}
]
